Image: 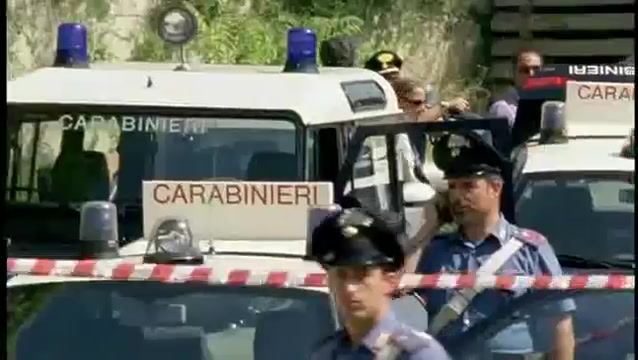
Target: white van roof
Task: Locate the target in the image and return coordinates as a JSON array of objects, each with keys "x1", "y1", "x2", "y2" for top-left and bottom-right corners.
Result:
[{"x1": 7, "y1": 64, "x2": 401, "y2": 125}]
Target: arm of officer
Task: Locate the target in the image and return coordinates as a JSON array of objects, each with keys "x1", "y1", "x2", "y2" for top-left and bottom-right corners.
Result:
[
  {"x1": 403, "y1": 202, "x2": 440, "y2": 273},
  {"x1": 534, "y1": 240, "x2": 576, "y2": 360},
  {"x1": 488, "y1": 100, "x2": 516, "y2": 127}
]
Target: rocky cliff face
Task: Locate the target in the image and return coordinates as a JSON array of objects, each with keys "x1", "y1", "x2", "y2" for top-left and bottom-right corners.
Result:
[{"x1": 7, "y1": 0, "x2": 155, "y2": 77}]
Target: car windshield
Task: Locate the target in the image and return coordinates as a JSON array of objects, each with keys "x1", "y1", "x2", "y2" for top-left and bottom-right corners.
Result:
[
  {"x1": 516, "y1": 171, "x2": 634, "y2": 262},
  {"x1": 445, "y1": 289, "x2": 634, "y2": 360},
  {"x1": 7, "y1": 281, "x2": 333, "y2": 360},
  {"x1": 6, "y1": 108, "x2": 301, "y2": 204}
]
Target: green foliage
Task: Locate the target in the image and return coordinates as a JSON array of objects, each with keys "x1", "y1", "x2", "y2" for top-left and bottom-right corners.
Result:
[
  {"x1": 126, "y1": 0, "x2": 487, "y2": 103},
  {"x1": 7, "y1": 0, "x2": 115, "y2": 77},
  {"x1": 8, "y1": 0, "x2": 489, "y2": 101},
  {"x1": 131, "y1": 4, "x2": 364, "y2": 65}
]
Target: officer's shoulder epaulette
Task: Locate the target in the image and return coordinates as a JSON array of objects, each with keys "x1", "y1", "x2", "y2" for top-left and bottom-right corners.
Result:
[
  {"x1": 512, "y1": 227, "x2": 547, "y2": 247},
  {"x1": 389, "y1": 324, "x2": 435, "y2": 353}
]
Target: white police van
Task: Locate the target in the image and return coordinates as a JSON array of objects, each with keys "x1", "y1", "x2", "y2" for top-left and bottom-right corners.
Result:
[
  {"x1": 6, "y1": 6, "x2": 438, "y2": 250},
  {"x1": 6, "y1": 7, "x2": 438, "y2": 359},
  {"x1": 512, "y1": 65, "x2": 635, "y2": 268}
]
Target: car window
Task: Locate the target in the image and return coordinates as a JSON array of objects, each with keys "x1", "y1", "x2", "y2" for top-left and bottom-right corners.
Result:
[
  {"x1": 447, "y1": 290, "x2": 635, "y2": 360},
  {"x1": 7, "y1": 281, "x2": 334, "y2": 360},
  {"x1": 7, "y1": 109, "x2": 300, "y2": 204},
  {"x1": 516, "y1": 172, "x2": 634, "y2": 260}
]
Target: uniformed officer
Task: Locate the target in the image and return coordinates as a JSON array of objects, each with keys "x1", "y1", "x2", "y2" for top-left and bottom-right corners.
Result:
[
  {"x1": 309, "y1": 207, "x2": 451, "y2": 360},
  {"x1": 416, "y1": 133, "x2": 577, "y2": 360},
  {"x1": 364, "y1": 50, "x2": 404, "y2": 81}
]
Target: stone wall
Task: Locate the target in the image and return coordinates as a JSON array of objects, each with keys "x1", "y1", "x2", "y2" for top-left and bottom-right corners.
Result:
[{"x1": 7, "y1": 0, "x2": 156, "y2": 78}]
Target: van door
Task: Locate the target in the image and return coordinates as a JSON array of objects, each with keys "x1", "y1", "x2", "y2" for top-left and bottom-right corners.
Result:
[{"x1": 335, "y1": 115, "x2": 515, "y2": 233}]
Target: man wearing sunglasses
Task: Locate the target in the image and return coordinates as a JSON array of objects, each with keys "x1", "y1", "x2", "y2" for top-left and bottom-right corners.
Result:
[
  {"x1": 365, "y1": 51, "x2": 471, "y2": 114},
  {"x1": 488, "y1": 49, "x2": 543, "y2": 127}
]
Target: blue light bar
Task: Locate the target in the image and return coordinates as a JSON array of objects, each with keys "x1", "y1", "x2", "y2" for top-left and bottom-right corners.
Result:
[
  {"x1": 539, "y1": 101, "x2": 567, "y2": 144},
  {"x1": 283, "y1": 27, "x2": 318, "y2": 74},
  {"x1": 54, "y1": 23, "x2": 89, "y2": 68}
]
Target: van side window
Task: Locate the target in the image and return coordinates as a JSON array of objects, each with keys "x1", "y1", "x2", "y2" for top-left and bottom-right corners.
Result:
[{"x1": 345, "y1": 135, "x2": 392, "y2": 212}]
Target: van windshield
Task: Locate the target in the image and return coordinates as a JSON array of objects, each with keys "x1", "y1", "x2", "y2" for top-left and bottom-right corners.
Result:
[
  {"x1": 516, "y1": 171, "x2": 634, "y2": 261},
  {"x1": 6, "y1": 108, "x2": 301, "y2": 205}
]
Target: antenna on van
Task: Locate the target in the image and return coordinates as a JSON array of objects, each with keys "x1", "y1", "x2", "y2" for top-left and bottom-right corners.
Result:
[{"x1": 156, "y1": 6, "x2": 198, "y2": 71}]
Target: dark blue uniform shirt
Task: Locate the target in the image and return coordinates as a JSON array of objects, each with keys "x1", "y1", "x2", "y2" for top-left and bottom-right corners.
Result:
[
  {"x1": 416, "y1": 216, "x2": 576, "y2": 354},
  {"x1": 309, "y1": 310, "x2": 451, "y2": 359}
]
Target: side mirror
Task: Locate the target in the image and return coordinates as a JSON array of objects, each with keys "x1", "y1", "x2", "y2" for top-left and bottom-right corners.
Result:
[
  {"x1": 403, "y1": 182, "x2": 436, "y2": 206},
  {"x1": 402, "y1": 182, "x2": 437, "y2": 239}
]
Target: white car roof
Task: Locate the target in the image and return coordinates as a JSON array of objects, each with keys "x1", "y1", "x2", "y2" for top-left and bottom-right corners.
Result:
[
  {"x1": 525, "y1": 138, "x2": 635, "y2": 174},
  {"x1": 7, "y1": 64, "x2": 401, "y2": 126}
]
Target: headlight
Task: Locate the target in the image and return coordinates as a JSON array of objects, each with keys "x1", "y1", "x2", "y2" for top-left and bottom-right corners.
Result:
[
  {"x1": 539, "y1": 101, "x2": 567, "y2": 145},
  {"x1": 144, "y1": 217, "x2": 203, "y2": 265}
]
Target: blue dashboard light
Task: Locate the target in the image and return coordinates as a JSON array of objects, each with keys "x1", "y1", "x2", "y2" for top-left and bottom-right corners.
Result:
[
  {"x1": 54, "y1": 23, "x2": 89, "y2": 68},
  {"x1": 539, "y1": 101, "x2": 567, "y2": 144},
  {"x1": 283, "y1": 27, "x2": 318, "y2": 74}
]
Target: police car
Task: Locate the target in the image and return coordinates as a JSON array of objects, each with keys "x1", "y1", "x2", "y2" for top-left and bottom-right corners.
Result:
[
  {"x1": 512, "y1": 65, "x2": 635, "y2": 267},
  {"x1": 487, "y1": 66, "x2": 636, "y2": 360}
]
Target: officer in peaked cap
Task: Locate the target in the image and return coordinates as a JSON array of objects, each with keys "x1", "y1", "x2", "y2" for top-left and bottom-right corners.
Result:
[
  {"x1": 431, "y1": 130, "x2": 504, "y2": 180},
  {"x1": 364, "y1": 50, "x2": 404, "y2": 80},
  {"x1": 416, "y1": 133, "x2": 577, "y2": 359},
  {"x1": 309, "y1": 207, "x2": 451, "y2": 360}
]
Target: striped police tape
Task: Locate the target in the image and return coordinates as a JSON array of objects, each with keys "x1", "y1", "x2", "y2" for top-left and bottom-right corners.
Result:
[{"x1": 6, "y1": 258, "x2": 635, "y2": 290}]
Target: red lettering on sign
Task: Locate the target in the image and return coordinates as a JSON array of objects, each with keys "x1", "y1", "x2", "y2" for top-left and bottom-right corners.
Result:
[
  {"x1": 577, "y1": 84, "x2": 635, "y2": 101},
  {"x1": 151, "y1": 183, "x2": 322, "y2": 205}
]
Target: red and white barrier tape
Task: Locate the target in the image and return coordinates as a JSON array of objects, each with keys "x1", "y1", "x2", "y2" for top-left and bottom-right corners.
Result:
[
  {"x1": 6, "y1": 258, "x2": 635, "y2": 290},
  {"x1": 577, "y1": 315, "x2": 634, "y2": 346}
]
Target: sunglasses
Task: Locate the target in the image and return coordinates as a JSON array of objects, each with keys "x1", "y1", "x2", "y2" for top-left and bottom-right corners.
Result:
[
  {"x1": 403, "y1": 98, "x2": 425, "y2": 106},
  {"x1": 518, "y1": 65, "x2": 541, "y2": 75}
]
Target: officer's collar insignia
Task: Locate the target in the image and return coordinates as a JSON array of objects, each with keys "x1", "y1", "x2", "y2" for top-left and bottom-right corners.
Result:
[
  {"x1": 448, "y1": 134, "x2": 470, "y2": 157},
  {"x1": 513, "y1": 228, "x2": 547, "y2": 246}
]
